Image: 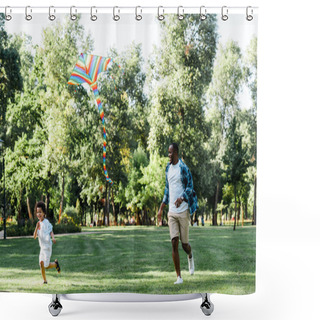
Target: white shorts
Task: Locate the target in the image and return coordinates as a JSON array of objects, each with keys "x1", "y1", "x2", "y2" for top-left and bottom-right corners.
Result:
[{"x1": 39, "y1": 247, "x2": 52, "y2": 268}]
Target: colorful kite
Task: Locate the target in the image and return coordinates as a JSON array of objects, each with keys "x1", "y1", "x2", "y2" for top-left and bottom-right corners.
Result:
[{"x1": 68, "y1": 53, "x2": 122, "y2": 185}]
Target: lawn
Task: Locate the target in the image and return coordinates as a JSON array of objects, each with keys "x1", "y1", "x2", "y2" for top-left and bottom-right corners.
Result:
[{"x1": 0, "y1": 225, "x2": 255, "y2": 295}]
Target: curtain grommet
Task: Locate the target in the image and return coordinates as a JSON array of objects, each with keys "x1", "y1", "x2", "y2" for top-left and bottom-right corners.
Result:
[
  {"x1": 177, "y1": 6, "x2": 184, "y2": 21},
  {"x1": 221, "y1": 6, "x2": 228, "y2": 21},
  {"x1": 49, "y1": 6, "x2": 56, "y2": 21},
  {"x1": 200, "y1": 6, "x2": 207, "y2": 21},
  {"x1": 246, "y1": 6, "x2": 254, "y2": 21},
  {"x1": 25, "y1": 6, "x2": 32, "y2": 21},
  {"x1": 113, "y1": 6, "x2": 120, "y2": 21},
  {"x1": 135, "y1": 6, "x2": 142, "y2": 21},
  {"x1": 70, "y1": 6, "x2": 77, "y2": 21},
  {"x1": 90, "y1": 7, "x2": 98, "y2": 21},
  {"x1": 158, "y1": 6, "x2": 165, "y2": 21},
  {"x1": 5, "y1": 6, "x2": 12, "y2": 21}
]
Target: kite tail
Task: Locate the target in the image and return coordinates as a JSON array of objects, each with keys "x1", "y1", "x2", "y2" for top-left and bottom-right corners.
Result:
[{"x1": 91, "y1": 83, "x2": 113, "y2": 186}]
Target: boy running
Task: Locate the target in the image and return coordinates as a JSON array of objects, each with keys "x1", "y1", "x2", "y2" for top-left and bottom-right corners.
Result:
[{"x1": 33, "y1": 201, "x2": 61, "y2": 284}]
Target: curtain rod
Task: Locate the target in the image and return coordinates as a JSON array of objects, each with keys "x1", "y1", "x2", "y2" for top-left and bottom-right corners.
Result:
[{"x1": 0, "y1": 6, "x2": 259, "y2": 12}]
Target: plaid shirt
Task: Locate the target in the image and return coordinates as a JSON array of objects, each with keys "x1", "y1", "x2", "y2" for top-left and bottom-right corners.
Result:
[{"x1": 162, "y1": 159, "x2": 199, "y2": 215}]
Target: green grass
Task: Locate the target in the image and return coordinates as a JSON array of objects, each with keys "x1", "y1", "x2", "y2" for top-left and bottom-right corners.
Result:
[{"x1": 0, "y1": 225, "x2": 255, "y2": 295}]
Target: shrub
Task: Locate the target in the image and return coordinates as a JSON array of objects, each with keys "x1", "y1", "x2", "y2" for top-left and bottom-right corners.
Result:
[
  {"x1": 6, "y1": 215, "x2": 81, "y2": 237},
  {"x1": 54, "y1": 213, "x2": 81, "y2": 234},
  {"x1": 63, "y1": 206, "x2": 81, "y2": 225},
  {"x1": 53, "y1": 222, "x2": 81, "y2": 234},
  {"x1": 6, "y1": 219, "x2": 37, "y2": 237}
]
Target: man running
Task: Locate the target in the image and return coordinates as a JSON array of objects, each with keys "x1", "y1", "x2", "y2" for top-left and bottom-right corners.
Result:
[{"x1": 157, "y1": 143, "x2": 198, "y2": 284}]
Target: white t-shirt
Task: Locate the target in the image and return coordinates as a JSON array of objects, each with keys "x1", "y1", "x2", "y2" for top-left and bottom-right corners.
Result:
[
  {"x1": 168, "y1": 160, "x2": 189, "y2": 213},
  {"x1": 37, "y1": 218, "x2": 53, "y2": 250}
]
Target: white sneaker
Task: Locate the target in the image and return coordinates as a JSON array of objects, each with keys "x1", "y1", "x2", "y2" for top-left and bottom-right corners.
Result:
[
  {"x1": 188, "y1": 255, "x2": 195, "y2": 275},
  {"x1": 174, "y1": 276, "x2": 183, "y2": 285}
]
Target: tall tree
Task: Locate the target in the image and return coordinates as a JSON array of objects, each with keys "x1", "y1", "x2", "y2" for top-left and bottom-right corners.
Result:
[
  {"x1": 37, "y1": 16, "x2": 93, "y2": 222},
  {"x1": 147, "y1": 14, "x2": 218, "y2": 198},
  {"x1": 0, "y1": 14, "x2": 23, "y2": 144},
  {"x1": 244, "y1": 36, "x2": 257, "y2": 225},
  {"x1": 206, "y1": 40, "x2": 243, "y2": 225},
  {"x1": 223, "y1": 116, "x2": 249, "y2": 231}
]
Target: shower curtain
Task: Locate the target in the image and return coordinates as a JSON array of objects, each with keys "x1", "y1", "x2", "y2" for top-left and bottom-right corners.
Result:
[{"x1": 0, "y1": 6, "x2": 258, "y2": 296}]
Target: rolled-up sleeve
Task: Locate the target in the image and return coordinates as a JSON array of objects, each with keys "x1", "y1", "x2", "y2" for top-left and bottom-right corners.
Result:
[
  {"x1": 181, "y1": 167, "x2": 193, "y2": 200},
  {"x1": 162, "y1": 171, "x2": 169, "y2": 205}
]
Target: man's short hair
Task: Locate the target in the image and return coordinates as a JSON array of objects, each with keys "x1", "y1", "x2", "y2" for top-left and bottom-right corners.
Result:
[{"x1": 170, "y1": 143, "x2": 179, "y2": 154}]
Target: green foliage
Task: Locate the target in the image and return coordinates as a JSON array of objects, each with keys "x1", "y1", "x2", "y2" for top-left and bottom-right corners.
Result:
[
  {"x1": 62, "y1": 206, "x2": 81, "y2": 225},
  {"x1": 147, "y1": 14, "x2": 218, "y2": 198},
  {"x1": 2, "y1": 15, "x2": 257, "y2": 231},
  {"x1": 223, "y1": 116, "x2": 250, "y2": 185},
  {"x1": 138, "y1": 153, "x2": 168, "y2": 214},
  {"x1": 6, "y1": 219, "x2": 37, "y2": 237},
  {"x1": 53, "y1": 222, "x2": 81, "y2": 234},
  {"x1": 125, "y1": 147, "x2": 149, "y2": 212}
]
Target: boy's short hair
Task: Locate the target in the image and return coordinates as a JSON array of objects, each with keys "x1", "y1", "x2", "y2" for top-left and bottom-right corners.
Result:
[{"x1": 36, "y1": 201, "x2": 46, "y2": 215}]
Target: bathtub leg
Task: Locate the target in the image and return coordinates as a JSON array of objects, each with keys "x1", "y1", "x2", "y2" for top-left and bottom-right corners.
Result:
[
  {"x1": 48, "y1": 294, "x2": 63, "y2": 317},
  {"x1": 200, "y1": 293, "x2": 214, "y2": 316}
]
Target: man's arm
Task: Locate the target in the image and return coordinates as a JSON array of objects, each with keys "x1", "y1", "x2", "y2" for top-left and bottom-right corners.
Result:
[{"x1": 157, "y1": 202, "x2": 166, "y2": 226}]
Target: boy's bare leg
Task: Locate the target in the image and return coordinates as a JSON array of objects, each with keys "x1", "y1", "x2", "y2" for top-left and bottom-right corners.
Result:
[
  {"x1": 40, "y1": 261, "x2": 47, "y2": 283},
  {"x1": 45, "y1": 262, "x2": 57, "y2": 269}
]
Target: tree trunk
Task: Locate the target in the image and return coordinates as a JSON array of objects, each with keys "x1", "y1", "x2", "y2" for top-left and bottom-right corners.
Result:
[
  {"x1": 253, "y1": 175, "x2": 257, "y2": 225},
  {"x1": 212, "y1": 181, "x2": 219, "y2": 226},
  {"x1": 79, "y1": 197, "x2": 84, "y2": 226},
  {"x1": 104, "y1": 183, "x2": 108, "y2": 226},
  {"x1": 18, "y1": 188, "x2": 22, "y2": 223},
  {"x1": 111, "y1": 188, "x2": 116, "y2": 225},
  {"x1": 45, "y1": 192, "x2": 51, "y2": 221},
  {"x1": 241, "y1": 204, "x2": 244, "y2": 227},
  {"x1": 245, "y1": 202, "x2": 248, "y2": 220},
  {"x1": 180, "y1": 107, "x2": 184, "y2": 160},
  {"x1": 233, "y1": 185, "x2": 237, "y2": 231},
  {"x1": 27, "y1": 196, "x2": 33, "y2": 221},
  {"x1": 237, "y1": 198, "x2": 241, "y2": 222},
  {"x1": 106, "y1": 185, "x2": 110, "y2": 226},
  {"x1": 58, "y1": 173, "x2": 65, "y2": 224}
]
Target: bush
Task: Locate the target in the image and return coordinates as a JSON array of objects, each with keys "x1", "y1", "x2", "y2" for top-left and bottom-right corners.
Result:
[
  {"x1": 63, "y1": 206, "x2": 81, "y2": 225},
  {"x1": 6, "y1": 215, "x2": 81, "y2": 237},
  {"x1": 53, "y1": 222, "x2": 81, "y2": 234},
  {"x1": 54, "y1": 213, "x2": 81, "y2": 234},
  {"x1": 6, "y1": 219, "x2": 38, "y2": 237}
]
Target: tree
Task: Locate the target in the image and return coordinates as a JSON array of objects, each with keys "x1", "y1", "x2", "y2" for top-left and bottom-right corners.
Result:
[
  {"x1": 206, "y1": 40, "x2": 244, "y2": 225},
  {"x1": 0, "y1": 15, "x2": 23, "y2": 222},
  {"x1": 0, "y1": 14, "x2": 23, "y2": 143},
  {"x1": 223, "y1": 116, "x2": 250, "y2": 231},
  {"x1": 244, "y1": 36, "x2": 257, "y2": 225},
  {"x1": 147, "y1": 14, "x2": 218, "y2": 199},
  {"x1": 138, "y1": 153, "x2": 168, "y2": 223},
  {"x1": 125, "y1": 147, "x2": 149, "y2": 225},
  {"x1": 36, "y1": 16, "x2": 93, "y2": 222}
]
